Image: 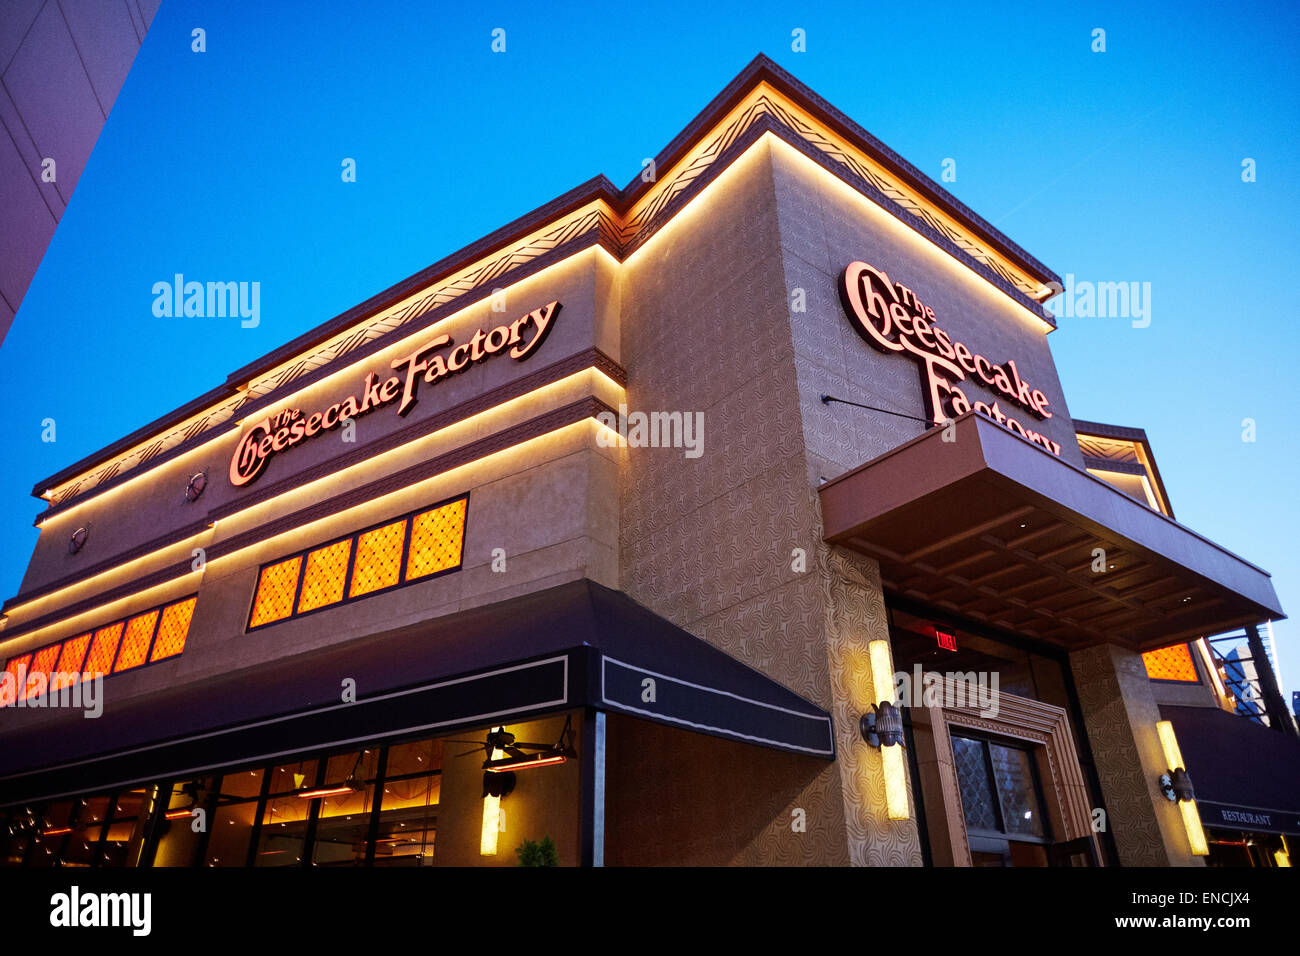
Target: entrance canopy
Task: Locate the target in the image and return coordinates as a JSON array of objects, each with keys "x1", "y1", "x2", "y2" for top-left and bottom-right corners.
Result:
[
  {"x1": 819, "y1": 413, "x2": 1283, "y2": 651},
  {"x1": 0, "y1": 581, "x2": 833, "y2": 805}
]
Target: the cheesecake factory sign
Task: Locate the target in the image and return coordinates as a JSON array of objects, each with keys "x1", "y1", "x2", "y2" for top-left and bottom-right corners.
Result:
[
  {"x1": 839, "y1": 262, "x2": 1061, "y2": 457},
  {"x1": 229, "y1": 301, "x2": 560, "y2": 486}
]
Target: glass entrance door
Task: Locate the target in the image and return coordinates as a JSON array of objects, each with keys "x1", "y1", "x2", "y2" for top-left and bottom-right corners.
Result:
[{"x1": 951, "y1": 734, "x2": 1052, "y2": 866}]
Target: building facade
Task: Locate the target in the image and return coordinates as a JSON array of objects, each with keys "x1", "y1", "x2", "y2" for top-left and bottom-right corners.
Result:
[{"x1": 0, "y1": 56, "x2": 1293, "y2": 868}]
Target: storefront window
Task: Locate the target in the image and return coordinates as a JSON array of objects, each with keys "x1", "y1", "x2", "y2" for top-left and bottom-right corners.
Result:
[
  {"x1": 255, "y1": 759, "x2": 319, "y2": 866},
  {"x1": 311, "y1": 750, "x2": 380, "y2": 867},
  {"x1": 206, "y1": 769, "x2": 264, "y2": 867},
  {"x1": 372, "y1": 739, "x2": 442, "y2": 866}
]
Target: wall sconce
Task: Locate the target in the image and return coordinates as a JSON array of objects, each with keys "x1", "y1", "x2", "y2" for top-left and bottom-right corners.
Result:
[
  {"x1": 860, "y1": 639, "x2": 909, "y2": 821},
  {"x1": 1155, "y1": 720, "x2": 1209, "y2": 857},
  {"x1": 480, "y1": 726, "x2": 511, "y2": 856}
]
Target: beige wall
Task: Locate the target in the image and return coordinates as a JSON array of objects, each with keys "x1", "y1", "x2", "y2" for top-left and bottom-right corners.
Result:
[
  {"x1": 434, "y1": 713, "x2": 583, "y2": 867},
  {"x1": 0, "y1": 246, "x2": 624, "y2": 730}
]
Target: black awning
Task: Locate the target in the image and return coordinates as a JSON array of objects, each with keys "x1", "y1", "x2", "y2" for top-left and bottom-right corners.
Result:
[
  {"x1": 1163, "y1": 705, "x2": 1300, "y2": 836},
  {"x1": 0, "y1": 580, "x2": 833, "y2": 804}
]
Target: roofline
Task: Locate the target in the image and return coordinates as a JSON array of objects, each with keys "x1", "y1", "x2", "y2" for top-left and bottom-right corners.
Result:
[
  {"x1": 31, "y1": 53, "x2": 1060, "y2": 500},
  {"x1": 1073, "y1": 418, "x2": 1175, "y2": 520}
]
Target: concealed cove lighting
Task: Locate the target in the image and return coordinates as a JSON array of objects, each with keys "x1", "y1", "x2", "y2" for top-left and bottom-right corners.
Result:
[
  {"x1": 1155, "y1": 719, "x2": 1209, "y2": 856},
  {"x1": 860, "y1": 639, "x2": 910, "y2": 821}
]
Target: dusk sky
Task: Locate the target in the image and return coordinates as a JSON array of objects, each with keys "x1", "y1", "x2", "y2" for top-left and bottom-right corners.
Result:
[{"x1": 3, "y1": 1, "x2": 1297, "y2": 698}]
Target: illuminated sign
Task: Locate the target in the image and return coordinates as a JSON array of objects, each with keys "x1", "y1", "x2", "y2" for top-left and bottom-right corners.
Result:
[
  {"x1": 839, "y1": 262, "x2": 1062, "y2": 457},
  {"x1": 229, "y1": 301, "x2": 560, "y2": 486},
  {"x1": 935, "y1": 629, "x2": 957, "y2": 652}
]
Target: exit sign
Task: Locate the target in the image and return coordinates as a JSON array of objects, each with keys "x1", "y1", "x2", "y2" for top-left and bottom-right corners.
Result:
[{"x1": 935, "y1": 629, "x2": 957, "y2": 652}]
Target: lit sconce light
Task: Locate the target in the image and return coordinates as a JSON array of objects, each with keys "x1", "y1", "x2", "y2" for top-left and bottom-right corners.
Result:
[
  {"x1": 1156, "y1": 720, "x2": 1209, "y2": 857},
  {"x1": 860, "y1": 639, "x2": 910, "y2": 821},
  {"x1": 480, "y1": 726, "x2": 513, "y2": 856},
  {"x1": 1275, "y1": 849, "x2": 1291, "y2": 867}
]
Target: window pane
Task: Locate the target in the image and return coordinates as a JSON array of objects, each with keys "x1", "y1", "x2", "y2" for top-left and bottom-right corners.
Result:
[
  {"x1": 312, "y1": 751, "x2": 380, "y2": 867},
  {"x1": 2, "y1": 654, "x2": 31, "y2": 707},
  {"x1": 250, "y1": 556, "x2": 302, "y2": 627},
  {"x1": 1142, "y1": 643, "x2": 1199, "y2": 682},
  {"x1": 297, "y1": 539, "x2": 352, "y2": 613},
  {"x1": 406, "y1": 499, "x2": 467, "y2": 580},
  {"x1": 989, "y1": 744, "x2": 1046, "y2": 838},
  {"x1": 52, "y1": 634, "x2": 92, "y2": 691},
  {"x1": 951, "y1": 736, "x2": 1000, "y2": 832},
  {"x1": 257, "y1": 792, "x2": 312, "y2": 867},
  {"x1": 218, "y1": 768, "x2": 265, "y2": 801},
  {"x1": 374, "y1": 774, "x2": 439, "y2": 866},
  {"x1": 349, "y1": 520, "x2": 406, "y2": 597},
  {"x1": 114, "y1": 611, "x2": 159, "y2": 673},
  {"x1": 21, "y1": 645, "x2": 61, "y2": 701},
  {"x1": 99, "y1": 789, "x2": 148, "y2": 866},
  {"x1": 207, "y1": 800, "x2": 259, "y2": 867},
  {"x1": 151, "y1": 598, "x2": 196, "y2": 661},
  {"x1": 154, "y1": 777, "x2": 214, "y2": 867},
  {"x1": 59, "y1": 796, "x2": 110, "y2": 868},
  {"x1": 83, "y1": 623, "x2": 125, "y2": 679}
]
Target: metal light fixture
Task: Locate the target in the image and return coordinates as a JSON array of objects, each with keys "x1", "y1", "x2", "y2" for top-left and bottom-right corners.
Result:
[
  {"x1": 860, "y1": 639, "x2": 910, "y2": 821},
  {"x1": 1156, "y1": 720, "x2": 1209, "y2": 856}
]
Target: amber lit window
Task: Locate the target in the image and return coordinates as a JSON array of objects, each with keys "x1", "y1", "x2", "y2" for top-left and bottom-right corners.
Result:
[
  {"x1": 83, "y1": 623, "x2": 124, "y2": 679},
  {"x1": 1, "y1": 596, "x2": 196, "y2": 709},
  {"x1": 151, "y1": 598, "x2": 196, "y2": 662},
  {"x1": 21, "y1": 644, "x2": 61, "y2": 701},
  {"x1": 247, "y1": 496, "x2": 468, "y2": 632},
  {"x1": 249, "y1": 556, "x2": 303, "y2": 628},
  {"x1": 298, "y1": 539, "x2": 352, "y2": 613},
  {"x1": 349, "y1": 520, "x2": 407, "y2": 598},
  {"x1": 2, "y1": 654, "x2": 31, "y2": 706},
  {"x1": 114, "y1": 611, "x2": 159, "y2": 673},
  {"x1": 407, "y1": 498, "x2": 467, "y2": 580},
  {"x1": 52, "y1": 634, "x2": 91, "y2": 691},
  {"x1": 1143, "y1": 643, "x2": 1200, "y2": 682}
]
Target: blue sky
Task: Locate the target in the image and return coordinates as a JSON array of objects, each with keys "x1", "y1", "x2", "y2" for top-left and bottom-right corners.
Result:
[{"x1": 3, "y1": 0, "x2": 1298, "y2": 700}]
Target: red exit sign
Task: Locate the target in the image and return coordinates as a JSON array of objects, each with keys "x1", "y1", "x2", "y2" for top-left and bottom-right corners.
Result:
[{"x1": 935, "y1": 629, "x2": 957, "y2": 652}]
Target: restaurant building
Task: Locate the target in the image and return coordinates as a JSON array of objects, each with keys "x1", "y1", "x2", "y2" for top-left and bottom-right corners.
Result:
[{"x1": 0, "y1": 55, "x2": 1294, "y2": 868}]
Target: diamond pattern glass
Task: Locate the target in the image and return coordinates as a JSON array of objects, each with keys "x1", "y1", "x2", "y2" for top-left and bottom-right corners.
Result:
[
  {"x1": 151, "y1": 598, "x2": 196, "y2": 662},
  {"x1": 406, "y1": 499, "x2": 466, "y2": 580},
  {"x1": 1142, "y1": 643, "x2": 1199, "y2": 682},
  {"x1": 114, "y1": 611, "x2": 159, "y2": 673},
  {"x1": 952, "y1": 735, "x2": 999, "y2": 832},
  {"x1": 52, "y1": 634, "x2": 92, "y2": 691},
  {"x1": 250, "y1": 557, "x2": 303, "y2": 628},
  {"x1": 297, "y1": 539, "x2": 352, "y2": 613},
  {"x1": 348, "y1": 520, "x2": 406, "y2": 598},
  {"x1": 22, "y1": 644, "x2": 61, "y2": 700},
  {"x1": 83, "y1": 623, "x2": 124, "y2": 678},
  {"x1": 989, "y1": 743, "x2": 1045, "y2": 837}
]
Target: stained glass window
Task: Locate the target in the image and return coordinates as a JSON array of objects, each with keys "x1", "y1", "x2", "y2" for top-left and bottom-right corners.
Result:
[
  {"x1": 249, "y1": 556, "x2": 303, "y2": 628},
  {"x1": 1142, "y1": 643, "x2": 1199, "y2": 682},
  {"x1": 151, "y1": 598, "x2": 196, "y2": 661},
  {"x1": 83, "y1": 623, "x2": 125, "y2": 679},
  {"x1": 298, "y1": 539, "x2": 352, "y2": 613},
  {"x1": 406, "y1": 499, "x2": 467, "y2": 580},
  {"x1": 114, "y1": 610, "x2": 159, "y2": 673},
  {"x1": 348, "y1": 520, "x2": 406, "y2": 598}
]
